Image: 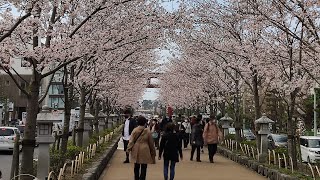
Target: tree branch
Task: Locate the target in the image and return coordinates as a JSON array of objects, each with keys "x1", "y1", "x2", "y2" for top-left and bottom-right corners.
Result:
[
  {"x1": 38, "y1": 74, "x2": 54, "y2": 104},
  {"x1": 41, "y1": 56, "x2": 82, "y2": 78},
  {"x1": 11, "y1": 67, "x2": 28, "y2": 84},
  {"x1": 0, "y1": 12, "x2": 32, "y2": 43}
]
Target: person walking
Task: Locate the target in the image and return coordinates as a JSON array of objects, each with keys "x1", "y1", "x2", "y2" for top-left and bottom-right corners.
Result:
[
  {"x1": 150, "y1": 119, "x2": 160, "y2": 149},
  {"x1": 159, "y1": 123, "x2": 183, "y2": 180},
  {"x1": 122, "y1": 109, "x2": 137, "y2": 163},
  {"x1": 182, "y1": 119, "x2": 191, "y2": 149},
  {"x1": 190, "y1": 115, "x2": 204, "y2": 162},
  {"x1": 127, "y1": 116, "x2": 156, "y2": 180},
  {"x1": 203, "y1": 115, "x2": 223, "y2": 163}
]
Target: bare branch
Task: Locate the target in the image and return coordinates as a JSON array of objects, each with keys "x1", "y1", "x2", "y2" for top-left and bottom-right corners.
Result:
[{"x1": 38, "y1": 74, "x2": 54, "y2": 104}]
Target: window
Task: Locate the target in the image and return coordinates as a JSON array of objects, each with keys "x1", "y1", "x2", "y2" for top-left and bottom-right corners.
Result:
[
  {"x1": 39, "y1": 124, "x2": 50, "y2": 135},
  {"x1": 49, "y1": 97, "x2": 64, "y2": 109},
  {"x1": 5, "y1": 80, "x2": 10, "y2": 86},
  {"x1": 0, "y1": 128, "x2": 14, "y2": 136},
  {"x1": 49, "y1": 85, "x2": 64, "y2": 95},
  {"x1": 300, "y1": 138, "x2": 307, "y2": 147}
]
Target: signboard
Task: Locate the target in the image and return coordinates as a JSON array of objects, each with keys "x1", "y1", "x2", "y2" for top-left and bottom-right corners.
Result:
[
  {"x1": 22, "y1": 112, "x2": 27, "y2": 124},
  {"x1": 8, "y1": 102, "x2": 13, "y2": 112}
]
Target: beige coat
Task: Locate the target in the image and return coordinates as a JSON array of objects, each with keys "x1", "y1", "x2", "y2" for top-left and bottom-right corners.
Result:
[
  {"x1": 203, "y1": 122, "x2": 223, "y2": 144},
  {"x1": 127, "y1": 126, "x2": 156, "y2": 164}
]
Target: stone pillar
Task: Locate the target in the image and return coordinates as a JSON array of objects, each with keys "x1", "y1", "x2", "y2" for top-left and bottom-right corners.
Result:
[
  {"x1": 83, "y1": 119, "x2": 92, "y2": 146},
  {"x1": 36, "y1": 105, "x2": 61, "y2": 180},
  {"x1": 255, "y1": 114, "x2": 274, "y2": 163},
  {"x1": 83, "y1": 109, "x2": 94, "y2": 146},
  {"x1": 37, "y1": 143, "x2": 50, "y2": 179}
]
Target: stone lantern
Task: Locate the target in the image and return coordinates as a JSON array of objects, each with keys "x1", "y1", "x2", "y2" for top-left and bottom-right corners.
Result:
[
  {"x1": 83, "y1": 108, "x2": 94, "y2": 146},
  {"x1": 219, "y1": 113, "x2": 233, "y2": 137},
  {"x1": 98, "y1": 111, "x2": 107, "y2": 132},
  {"x1": 255, "y1": 114, "x2": 274, "y2": 162},
  {"x1": 36, "y1": 105, "x2": 62, "y2": 180},
  {"x1": 108, "y1": 114, "x2": 117, "y2": 129}
]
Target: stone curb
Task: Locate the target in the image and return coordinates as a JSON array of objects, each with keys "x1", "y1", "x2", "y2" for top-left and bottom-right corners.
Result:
[
  {"x1": 217, "y1": 146, "x2": 300, "y2": 180},
  {"x1": 82, "y1": 135, "x2": 121, "y2": 180}
]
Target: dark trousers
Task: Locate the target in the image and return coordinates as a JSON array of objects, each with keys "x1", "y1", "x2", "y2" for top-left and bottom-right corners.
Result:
[
  {"x1": 164, "y1": 160, "x2": 176, "y2": 180},
  {"x1": 123, "y1": 139, "x2": 129, "y2": 160},
  {"x1": 134, "y1": 163, "x2": 147, "y2": 180},
  {"x1": 183, "y1": 134, "x2": 190, "y2": 148},
  {"x1": 190, "y1": 145, "x2": 201, "y2": 160},
  {"x1": 153, "y1": 138, "x2": 159, "y2": 149},
  {"x1": 207, "y1": 144, "x2": 218, "y2": 161}
]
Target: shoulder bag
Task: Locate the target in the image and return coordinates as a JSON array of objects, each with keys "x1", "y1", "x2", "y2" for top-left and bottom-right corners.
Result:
[{"x1": 133, "y1": 128, "x2": 145, "y2": 145}]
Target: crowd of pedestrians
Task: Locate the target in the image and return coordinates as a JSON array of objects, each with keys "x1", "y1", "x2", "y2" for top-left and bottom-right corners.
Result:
[{"x1": 122, "y1": 109, "x2": 223, "y2": 180}]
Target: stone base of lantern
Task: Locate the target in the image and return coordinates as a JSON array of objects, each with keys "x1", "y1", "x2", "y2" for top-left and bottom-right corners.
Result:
[
  {"x1": 258, "y1": 153, "x2": 268, "y2": 163},
  {"x1": 37, "y1": 143, "x2": 51, "y2": 180},
  {"x1": 83, "y1": 130, "x2": 90, "y2": 147}
]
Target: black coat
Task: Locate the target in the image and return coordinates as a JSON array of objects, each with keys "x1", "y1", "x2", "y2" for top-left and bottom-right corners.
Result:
[
  {"x1": 159, "y1": 132, "x2": 183, "y2": 162},
  {"x1": 122, "y1": 118, "x2": 137, "y2": 136},
  {"x1": 191, "y1": 123, "x2": 204, "y2": 146}
]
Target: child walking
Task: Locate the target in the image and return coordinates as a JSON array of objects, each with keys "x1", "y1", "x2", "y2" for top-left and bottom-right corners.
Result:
[{"x1": 158, "y1": 123, "x2": 183, "y2": 180}]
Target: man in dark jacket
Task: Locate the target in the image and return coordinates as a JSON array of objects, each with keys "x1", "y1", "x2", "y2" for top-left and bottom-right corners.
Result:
[
  {"x1": 160, "y1": 116, "x2": 172, "y2": 132},
  {"x1": 122, "y1": 109, "x2": 137, "y2": 163},
  {"x1": 190, "y1": 115, "x2": 204, "y2": 162},
  {"x1": 159, "y1": 122, "x2": 183, "y2": 180}
]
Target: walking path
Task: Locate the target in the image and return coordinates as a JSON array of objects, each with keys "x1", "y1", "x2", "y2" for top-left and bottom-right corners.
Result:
[{"x1": 99, "y1": 139, "x2": 266, "y2": 180}]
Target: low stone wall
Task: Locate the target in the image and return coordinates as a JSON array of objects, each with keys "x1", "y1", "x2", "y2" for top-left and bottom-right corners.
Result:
[
  {"x1": 217, "y1": 146, "x2": 299, "y2": 180},
  {"x1": 82, "y1": 135, "x2": 121, "y2": 180}
]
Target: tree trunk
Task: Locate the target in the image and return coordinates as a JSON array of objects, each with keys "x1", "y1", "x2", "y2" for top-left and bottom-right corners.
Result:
[
  {"x1": 94, "y1": 100, "x2": 99, "y2": 135},
  {"x1": 288, "y1": 91, "x2": 298, "y2": 169},
  {"x1": 252, "y1": 72, "x2": 262, "y2": 149},
  {"x1": 20, "y1": 77, "x2": 40, "y2": 180},
  {"x1": 234, "y1": 79, "x2": 242, "y2": 142},
  {"x1": 77, "y1": 87, "x2": 85, "y2": 147},
  {"x1": 61, "y1": 66, "x2": 74, "y2": 154}
]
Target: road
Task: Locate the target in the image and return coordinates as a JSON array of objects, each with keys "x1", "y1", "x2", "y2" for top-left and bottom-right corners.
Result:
[{"x1": 0, "y1": 148, "x2": 39, "y2": 180}]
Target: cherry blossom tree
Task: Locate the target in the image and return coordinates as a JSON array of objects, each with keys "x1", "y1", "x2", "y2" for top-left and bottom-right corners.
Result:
[{"x1": 0, "y1": 0, "x2": 169, "y2": 178}]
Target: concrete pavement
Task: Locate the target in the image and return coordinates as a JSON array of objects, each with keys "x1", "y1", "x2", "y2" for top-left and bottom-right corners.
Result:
[{"x1": 99, "y1": 140, "x2": 267, "y2": 180}]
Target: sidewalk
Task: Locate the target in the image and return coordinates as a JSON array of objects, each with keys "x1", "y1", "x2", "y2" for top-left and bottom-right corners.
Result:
[{"x1": 99, "y1": 140, "x2": 267, "y2": 180}]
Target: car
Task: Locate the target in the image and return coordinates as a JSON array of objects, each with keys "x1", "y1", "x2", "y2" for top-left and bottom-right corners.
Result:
[
  {"x1": 300, "y1": 136, "x2": 320, "y2": 163},
  {"x1": 267, "y1": 134, "x2": 288, "y2": 149},
  {"x1": 16, "y1": 125, "x2": 25, "y2": 139},
  {"x1": 0, "y1": 127, "x2": 21, "y2": 153},
  {"x1": 228, "y1": 128, "x2": 235, "y2": 135},
  {"x1": 242, "y1": 129, "x2": 256, "y2": 141}
]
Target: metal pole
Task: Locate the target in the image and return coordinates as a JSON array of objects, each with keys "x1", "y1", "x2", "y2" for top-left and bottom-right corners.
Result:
[
  {"x1": 0, "y1": 106, "x2": 2, "y2": 126},
  {"x1": 314, "y1": 88, "x2": 317, "y2": 136}
]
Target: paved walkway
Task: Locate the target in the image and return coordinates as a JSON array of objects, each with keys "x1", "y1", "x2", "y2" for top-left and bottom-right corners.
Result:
[{"x1": 99, "y1": 139, "x2": 266, "y2": 180}]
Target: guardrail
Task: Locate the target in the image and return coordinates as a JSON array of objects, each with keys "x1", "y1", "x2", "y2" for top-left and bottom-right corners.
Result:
[{"x1": 47, "y1": 125, "x2": 123, "y2": 180}]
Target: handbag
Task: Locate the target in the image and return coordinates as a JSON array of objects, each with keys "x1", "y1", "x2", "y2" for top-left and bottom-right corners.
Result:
[{"x1": 152, "y1": 131, "x2": 159, "y2": 139}]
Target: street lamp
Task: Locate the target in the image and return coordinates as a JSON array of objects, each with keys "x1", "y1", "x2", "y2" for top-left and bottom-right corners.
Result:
[{"x1": 36, "y1": 105, "x2": 62, "y2": 180}]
